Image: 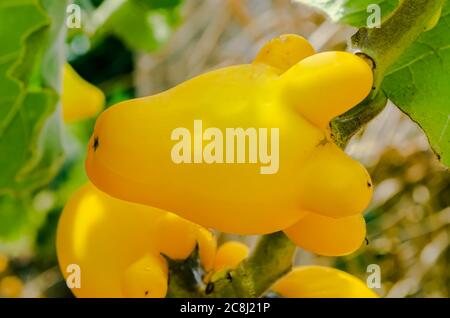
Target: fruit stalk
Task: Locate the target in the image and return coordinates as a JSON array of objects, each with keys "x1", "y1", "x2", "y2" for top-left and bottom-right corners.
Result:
[{"x1": 207, "y1": 232, "x2": 296, "y2": 297}]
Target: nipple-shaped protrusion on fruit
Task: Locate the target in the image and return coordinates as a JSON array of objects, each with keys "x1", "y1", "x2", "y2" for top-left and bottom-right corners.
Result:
[
  {"x1": 153, "y1": 212, "x2": 198, "y2": 260},
  {"x1": 196, "y1": 228, "x2": 217, "y2": 272},
  {"x1": 253, "y1": 34, "x2": 315, "y2": 72},
  {"x1": 272, "y1": 266, "x2": 378, "y2": 298},
  {"x1": 62, "y1": 64, "x2": 105, "y2": 123},
  {"x1": 214, "y1": 241, "x2": 249, "y2": 271},
  {"x1": 122, "y1": 254, "x2": 168, "y2": 298},
  {"x1": 297, "y1": 142, "x2": 373, "y2": 218},
  {"x1": 281, "y1": 52, "x2": 373, "y2": 129},
  {"x1": 284, "y1": 213, "x2": 366, "y2": 256}
]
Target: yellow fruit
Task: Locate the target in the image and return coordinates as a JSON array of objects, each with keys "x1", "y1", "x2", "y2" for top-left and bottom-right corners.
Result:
[
  {"x1": 0, "y1": 254, "x2": 8, "y2": 273},
  {"x1": 0, "y1": 276, "x2": 23, "y2": 298},
  {"x1": 272, "y1": 266, "x2": 378, "y2": 298},
  {"x1": 296, "y1": 143, "x2": 373, "y2": 219},
  {"x1": 62, "y1": 64, "x2": 105, "y2": 123},
  {"x1": 153, "y1": 213, "x2": 198, "y2": 260},
  {"x1": 253, "y1": 34, "x2": 315, "y2": 72},
  {"x1": 214, "y1": 241, "x2": 249, "y2": 271},
  {"x1": 122, "y1": 254, "x2": 168, "y2": 298},
  {"x1": 56, "y1": 182, "x2": 215, "y2": 298},
  {"x1": 86, "y1": 34, "x2": 373, "y2": 234},
  {"x1": 284, "y1": 213, "x2": 366, "y2": 256},
  {"x1": 196, "y1": 228, "x2": 217, "y2": 272},
  {"x1": 282, "y1": 51, "x2": 373, "y2": 130}
]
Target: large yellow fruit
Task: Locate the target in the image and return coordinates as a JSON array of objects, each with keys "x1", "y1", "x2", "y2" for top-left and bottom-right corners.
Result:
[
  {"x1": 86, "y1": 34, "x2": 373, "y2": 234},
  {"x1": 56, "y1": 182, "x2": 216, "y2": 298},
  {"x1": 62, "y1": 64, "x2": 105, "y2": 123},
  {"x1": 272, "y1": 266, "x2": 378, "y2": 298}
]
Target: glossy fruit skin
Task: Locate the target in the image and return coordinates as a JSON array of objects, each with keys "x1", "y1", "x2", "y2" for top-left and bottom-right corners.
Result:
[
  {"x1": 196, "y1": 228, "x2": 217, "y2": 272},
  {"x1": 253, "y1": 34, "x2": 315, "y2": 72},
  {"x1": 284, "y1": 213, "x2": 366, "y2": 256},
  {"x1": 56, "y1": 182, "x2": 216, "y2": 298},
  {"x1": 121, "y1": 254, "x2": 168, "y2": 298},
  {"x1": 62, "y1": 64, "x2": 104, "y2": 123},
  {"x1": 0, "y1": 254, "x2": 8, "y2": 273},
  {"x1": 86, "y1": 34, "x2": 373, "y2": 235},
  {"x1": 0, "y1": 276, "x2": 23, "y2": 298},
  {"x1": 214, "y1": 241, "x2": 249, "y2": 271},
  {"x1": 272, "y1": 266, "x2": 378, "y2": 298}
]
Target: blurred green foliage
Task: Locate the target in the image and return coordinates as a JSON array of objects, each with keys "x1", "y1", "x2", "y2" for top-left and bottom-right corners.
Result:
[{"x1": 0, "y1": 0, "x2": 68, "y2": 194}]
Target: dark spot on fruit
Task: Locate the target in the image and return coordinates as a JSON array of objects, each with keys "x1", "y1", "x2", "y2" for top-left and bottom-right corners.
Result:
[
  {"x1": 93, "y1": 136, "x2": 99, "y2": 152},
  {"x1": 355, "y1": 52, "x2": 376, "y2": 70},
  {"x1": 145, "y1": 290, "x2": 149, "y2": 296},
  {"x1": 365, "y1": 238, "x2": 369, "y2": 245},
  {"x1": 367, "y1": 181, "x2": 372, "y2": 188},
  {"x1": 205, "y1": 282, "x2": 214, "y2": 295}
]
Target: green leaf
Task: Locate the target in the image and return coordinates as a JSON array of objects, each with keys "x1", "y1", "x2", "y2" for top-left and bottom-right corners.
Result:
[
  {"x1": 130, "y1": 0, "x2": 183, "y2": 10},
  {"x1": 0, "y1": 192, "x2": 50, "y2": 242},
  {"x1": 382, "y1": 2, "x2": 450, "y2": 167},
  {"x1": 0, "y1": 194, "x2": 30, "y2": 240},
  {"x1": 294, "y1": 0, "x2": 400, "y2": 27},
  {"x1": 0, "y1": 0, "x2": 68, "y2": 194}
]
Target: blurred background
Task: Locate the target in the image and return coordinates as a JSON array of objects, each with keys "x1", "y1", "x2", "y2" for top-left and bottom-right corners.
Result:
[{"x1": 0, "y1": 0, "x2": 448, "y2": 298}]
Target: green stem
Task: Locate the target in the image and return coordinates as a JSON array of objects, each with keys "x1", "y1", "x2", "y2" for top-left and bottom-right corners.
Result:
[
  {"x1": 331, "y1": 91, "x2": 387, "y2": 148},
  {"x1": 239, "y1": 232, "x2": 296, "y2": 296},
  {"x1": 354, "y1": 0, "x2": 444, "y2": 93},
  {"x1": 206, "y1": 232, "x2": 296, "y2": 297},
  {"x1": 332, "y1": 0, "x2": 444, "y2": 147},
  {"x1": 166, "y1": 250, "x2": 203, "y2": 298}
]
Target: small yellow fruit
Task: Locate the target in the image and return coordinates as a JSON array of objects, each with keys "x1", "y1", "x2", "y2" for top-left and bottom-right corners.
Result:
[
  {"x1": 62, "y1": 64, "x2": 105, "y2": 123},
  {"x1": 284, "y1": 213, "x2": 366, "y2": 256},
  {"x1": 196, "y1": 228, "x2": 217, "y2": 272},
  {"x1": 57, "y1": 182, "x2": 215, "y2": 298},
  {"x1": 121, "y1": 254, "x2": 168, "y2": 298},
  {"x1": 0, "y1": 254, "x2": 8, "y2": 273},
  {"x1": 214, "y1": 241, "x2": 249, "y2": 271},
  {"x1": 0, "y1": 276, "x2": 23, "y2": 298},
  {"x1": 153, "y1": 213, "x2": 198, "y2": 260},
  {"x1": 272, "y1": 266, "x2": 378, "y2": 298}
]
